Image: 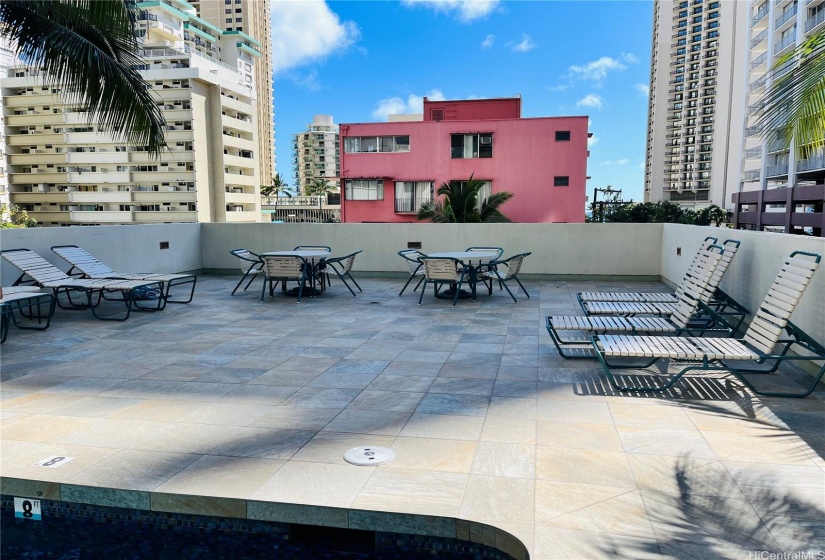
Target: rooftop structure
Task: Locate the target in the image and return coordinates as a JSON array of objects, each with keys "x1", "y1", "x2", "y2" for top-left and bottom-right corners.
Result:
[{"x1": 339, "y1": 97, "x2": 589, "y2": 224}]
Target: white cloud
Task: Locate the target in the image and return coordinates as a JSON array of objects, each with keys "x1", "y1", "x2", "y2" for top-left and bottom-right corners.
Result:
[
  {"x1": 634, "y1": 83, "x2": 650, "y2": 97},
  {"x1": 372, "y1": 89, "x2": 446, "y2": 121},
  {"x1": 588, "y1": 135, "x2": 599, "y2": 148},
  {"x1": 576, "y1": 94, "x2": 603, "y2": 109},
  {"x1": 600, "y1": 159, "x2": 630, "y2": 166},
  {"x1": 481, "y1": 34, "x2": 496, "y2": 49},
  {"x1": 622, "y1": 52, "x2": 640, "y2": 64},
  {"x1": 547, "y1": 84, "x2": 569, "y2": 92},
  {"x1": 401, "y1": 0, "x2": 499, "y2": 22},
  {"x1": 290, "y1": 69, "x2": 321, "y2": 92},
  {"x1": 270, "y1": 1, "x2": 360, "y2": 75},
  {"x1": 568, "y1": 56, "x2": 627, "y2": 82},
  {"x1": 507, "y1": 34, "x2": 536, "y2": 53}
]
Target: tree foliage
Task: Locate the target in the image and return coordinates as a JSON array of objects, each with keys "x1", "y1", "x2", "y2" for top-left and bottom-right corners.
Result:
[
  {"x1": 597, "y1": 201, "x2": 729, "y2": 226},
  {"x1": 304, "y1": 178, "x2": 335, "y2": 197},
  {"x1": 417, "y1": 175, "x2": 514, "y2": 223},
  {"x1": 0, "y1": 0, "x2": 167, "y2": 155},
  {"x1": 0, "y1": 204, "x2": 37, "y2": 228},
  {"x1": 261, "y1": 173, "x2": 292, "y2": 199}
]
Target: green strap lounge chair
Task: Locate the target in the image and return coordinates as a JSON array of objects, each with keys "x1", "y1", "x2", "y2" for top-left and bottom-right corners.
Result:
[
  {"x1": 51, "y1": 245, "x2": 196, "y2": 308},
  {"x1": 547, "y1": 244, "x2": 734, "y2": 358},
  {"x1": 591, "y1": 251, "x2": 824, "y2": 398}
]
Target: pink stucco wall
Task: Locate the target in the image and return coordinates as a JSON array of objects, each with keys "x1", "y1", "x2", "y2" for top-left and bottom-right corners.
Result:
[
  {"x1": 423, "y1": 97, "x2": 521, "y2": 121},
  {"x1": 339, "y1": 115, "x2": 589, "y2": 224}
]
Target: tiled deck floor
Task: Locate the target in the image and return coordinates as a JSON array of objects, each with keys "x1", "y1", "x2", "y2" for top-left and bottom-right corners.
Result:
[{"x1": 1, "y1": 275, "x2": 823, "y2": 559}]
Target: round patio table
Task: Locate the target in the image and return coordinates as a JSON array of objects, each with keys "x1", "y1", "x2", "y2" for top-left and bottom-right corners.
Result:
[{"x1": 428, "y1": 251, "x2": 498, "y2": 300}]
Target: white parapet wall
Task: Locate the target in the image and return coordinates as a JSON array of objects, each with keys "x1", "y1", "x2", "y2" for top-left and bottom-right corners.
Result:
[
  {"x1": 661, "y1": 223, "x2": 825, "y2": 348},
  {"x1": 0, "y1": 223, "x2": 202, "y2": 285},
  {"x1": 200, "y1": 222, "x2": 665, "y2": 277}
]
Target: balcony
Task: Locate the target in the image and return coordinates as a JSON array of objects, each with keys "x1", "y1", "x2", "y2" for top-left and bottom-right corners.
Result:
[
  {"x1": 752, "y1": 6, "x2": 769, "y2": 25},
  {"x1": 750, "y1": 52, "x2": 768, "y2": 69},
  {"x1": 745, "y1": 147, "x2": 763, "y2": 159},
  {"x1": 774, "y1": 35, "x2": 796, "y2": 54},
  {"x1": 775, "y1": 4, "x2": 798, "y2": 28},
  {"x1": 748, "y1": 75, "x2": 768, "y2": 92},
  {"x1": 796, "y1": 155, "x2": 825, "y2": 172},
  {"x1": 805, "y1": 8, "x2": 825, "y2": 32},
  {"x1": 750, "y1": 29, "x2": 768, "y2": 47},
  {"x1": 743, "y1": 169, "x2": 761, "y2": 181},
  {"x1": 766, "y1": 163, "x2": 789, "y2": 177}
]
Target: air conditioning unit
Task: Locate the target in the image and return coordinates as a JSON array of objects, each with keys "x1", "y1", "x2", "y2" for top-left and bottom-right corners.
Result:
[{"x1": 480, "y1": 136, "x2": 492, "y2": 145}]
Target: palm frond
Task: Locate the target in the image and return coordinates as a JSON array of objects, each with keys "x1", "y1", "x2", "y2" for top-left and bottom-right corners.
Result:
[
  {"x1": 479, "y1": 191, "x2": 514, "y2": 223},
  {"x1": 0, "y1": 0, "x2": 167, "y2": 155},
  {"x1": 417, "y1": 201, "x2": 451, "y2": 223}
]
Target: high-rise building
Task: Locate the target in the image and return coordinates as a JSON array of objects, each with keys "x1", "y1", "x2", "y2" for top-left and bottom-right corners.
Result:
[
  {"x1": 292, "y1": 115, "x2": 340, "y2": 195},
  {"x1": 2, "y1": 0, "x2": 263, "y2": 225},
  {"x1": 195, "y1": 0, "x2": 274, "y2": 188},
  {"x1": 732, "y1": 0, "x2": 825, "y2": 236},
  {"x1": 644, "y1": 0, "x2": 749, "y2": 210},
  {"x1": 0, "y1": 36, "x2": 16, "y2": 217}
]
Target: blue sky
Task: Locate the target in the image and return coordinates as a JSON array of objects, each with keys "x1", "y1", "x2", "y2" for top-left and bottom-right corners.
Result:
[{"x1": 271, "y1": 0, "x2": 653, "y2": 202}]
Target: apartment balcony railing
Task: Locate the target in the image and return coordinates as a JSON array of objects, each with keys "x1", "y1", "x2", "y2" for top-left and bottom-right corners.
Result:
[
  {"x1": 751, "y1": 29, "x2": 768, "y2": 47},
  {"x1": 775, "y1": 5, "x2": 798, "y2": 28},
  {"x1": 748, "y1": 101, "x2": 766, "y2": 115},
  {"x1": 745, "y1": 126, "x2": 764, "y2": 138},
  {"x1": 752, "y1": 7, "x2": 769, "y2": 25},
  {"x1": 805, "y1": 8, "x2": 825, "y2": 32},
  {"x1": 750, "y1": 52, "x2": 768, "y2": 69},
  {"x1": 774, "y1": 35, "x2": 796, "y2": 54},
  {"x1": 745, "y1": 147, "x2": 763, "y2": 159},
  {"x1": 773, "y1": 59, "x2": 795, "y2": 78},
  {"x1": 766, "y1": 163, "x2": 789, "y2": 177},
  {"x1": 767, "y1": 138, "x2": 789, "y2": 152},
  {"x1": 797, "y1": 155, "x2": 825, "y2": 172},
  {"x1": 743, "y1": 169, "x2": 761, "y2": 181}
]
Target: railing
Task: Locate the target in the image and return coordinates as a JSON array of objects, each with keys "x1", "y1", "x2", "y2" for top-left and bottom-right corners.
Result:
[
  {"x1": 750, "y1": 52, "x2": 768, "y2": 69},
  {"x1": 751, "y1": 29, "x2": 768, "y2": 47},
  {"x1": 766, "y1": 163, "x2": 789, "y2": 177},
  {"x1": 767, "y1": 138, "x2": 789, "y2": 152},
  {"x1": 748, "y1": 75, "x2": 768, "y2": 92},
  {"x1": 743, "y1": 169, "x2": 761, "y2": 181},
  {"x1": 796, "y1": 155, "x2": 825, "y2": 172},
  {"x1": 773, "y1": 59, "x2": 795, "y2": 78},
  {"x1": 775, "y1": 4, "x2": 797, "y2": 28},
  {"x1": 805, "y1": 8, "x2": 825, "y2": 32},
  {"x1": 745, "y1": 126, "x2": 763, "y2": 137},
  {"x1": 774, "y1": 35, "x2": 796, "y2": 53},
  {"x1": 748, "y1": 101, "x2": 766, "y2": 115},
  {"x1": 752, "y1": 7, "x2": 769, "y2": 25},
  {"x1": 745, "y1": 147, "x2": 763, "y2": 159}
]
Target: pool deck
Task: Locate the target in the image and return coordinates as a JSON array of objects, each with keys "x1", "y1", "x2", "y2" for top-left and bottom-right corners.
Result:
[{"x1": 1, "y1": 275, "x2": 823, "y2": 559}]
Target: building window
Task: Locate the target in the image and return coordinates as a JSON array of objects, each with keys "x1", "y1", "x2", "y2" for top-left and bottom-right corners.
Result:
[
  {"x1": 344, "y1": 136, "x2": 410, "y2": 153},
  {"x1": 451, "y1": 133, "x2": 493, "y2": 159},
  {"x1": 345, "y1": 179, "x2": 384, "y2": 200},
  {"x1": 235, "y1": 17, "x2": 242, "y2": 22},
  {"x1": 555, "y1": 131, "x2": 571, "y2": 142},
  {"x1": 554, "y1": 176, "x2": 570, "y2": 187},
  {"x1": 394, "y1": 181, "x2": 433, "y2": 213},
  {"x1": 225, "y1": 18, "x2": 232, "y2": 23}
]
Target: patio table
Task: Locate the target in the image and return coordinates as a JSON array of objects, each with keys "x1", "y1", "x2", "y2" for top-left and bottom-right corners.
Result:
[
  {"x1": 261, "y1": 250, "x2": 332, "y2": 296},
  {"x1": 428, "y1": 251, "x2": 498, "y2": 301}
]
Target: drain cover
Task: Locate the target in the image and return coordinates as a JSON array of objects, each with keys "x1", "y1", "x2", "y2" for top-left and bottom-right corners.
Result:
[{"x1": 343, "y1": 446, "x2": 395, "y2": 466}]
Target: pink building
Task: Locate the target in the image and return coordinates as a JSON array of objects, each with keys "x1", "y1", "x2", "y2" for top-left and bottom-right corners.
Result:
[{"x1": 339, "y1": 97, "x2": 589, "y2": 223}]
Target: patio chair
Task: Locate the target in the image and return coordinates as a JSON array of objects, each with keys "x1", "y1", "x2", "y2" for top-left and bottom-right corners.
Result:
[
  {"x1": 51, "y1": 245, "x2": 196, "y2": 307},
  {"x1": 579, "y1": 240, "x2": 746, "y2": 331},
  {"x1": 1, "y1": 289, "x2": 56, "y2": 343},
  {"x1": 547, "y1": 244, "x2": 734, "y2": 359},
  {"x1": 465, "y1": 246, "x2": 505, "y2": 274},
  {"x1": 479, "y1": 252, "x2": 532, "y2": 303},
  {"x1": 418, "y1": 257, "x2": 468, "y2": 307},
  {"x1": 398, "y1": 249, "x2": 427, "y2": 296},
  {"x1": 261, "y1": 255, "x2": 310, "y2": 303},
  {"x1": 293, "y1": 245, "x2": 331, "y2": 252},
  {"x1": 1, "y1": 248, "x2": 164, "y2": 321},
  {"x1": 592, "y1": 251, "x2": 824, "y2": 398},
  {"x1": 320, "y1": 250, "x2": 363, "y2": 296},
  {"x1": 229, "y1": 249, "x2": 264, "y2": 295}
]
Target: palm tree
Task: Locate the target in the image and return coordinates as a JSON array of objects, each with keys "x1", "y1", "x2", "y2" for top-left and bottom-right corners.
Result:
[
  {"x1": 304, "y1": 178, "x2": 335, "y2": 199},
  {"x1": 261, "y1": 173, "x2": 293, "y2": 201},
  {"x1": 417, "y1": 176, "x2": 514, "y2": 223},
  {"x1": 0, "y1": 0, "x2": 166, "y2": 155},
  {"x1": 757, "y1": 31, "x2": 825, "y2": 158}
]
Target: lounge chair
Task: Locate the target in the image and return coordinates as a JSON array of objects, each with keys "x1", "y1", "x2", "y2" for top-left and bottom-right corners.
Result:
[
  {"x1": 418, "y1": 257, "x2": 468, "y2": 307},
  {"x1": 398, "y1": 249, "x2": 427, "y2": 296},
  {"x1": 479, "y1": 252, "x2": 532, "y2": 303},
  {"x1": 229, "y1": 249, "x2": 265, "y2": 295},
  {"x1": 1, "y1": 289, "x2": 56, "y2": 343},
  {"x1": 320, "y1": 250, "x2": 362, "y2": 296},
  {"x1": 592, "y1": 251, "x2": 824, "y2": 398},
  {"x1": 1, "y1": 248, "x2": 164, "y2": 321},
  {"x1": 261, "y1": 255, "x2": 310, "y2": 303},
  {"x1": 547, "y1": 244, "x2": 733, "y2": 358},
  {"x1": 579, "y1": 239, "x2": 746, "y2": 331},
  {"x1": 51, "y1": 245, "x2": 196, "y2": 307}
]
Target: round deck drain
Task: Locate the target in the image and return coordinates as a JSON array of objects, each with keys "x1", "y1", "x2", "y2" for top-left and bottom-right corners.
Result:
[{"x1": 344, "y1": 446, "x2": 395, "y2": 466}]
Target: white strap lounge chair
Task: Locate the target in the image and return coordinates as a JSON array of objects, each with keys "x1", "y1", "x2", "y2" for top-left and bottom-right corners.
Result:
[
  {"x1": 51, "y1": 245, "x2": 196, "y2": 307},
  {"x1": 1, "y1": 289, "x2": 56, "y2": 343},
  {"x1": 1, "y1": 248, "x2": 164, "y2": 321},
  {"x1": 547, "y1": 245, "x2": 732, "y2": 358},
  {"x1": 592, "y1": 251, "x2": 824, "y2": 398}
]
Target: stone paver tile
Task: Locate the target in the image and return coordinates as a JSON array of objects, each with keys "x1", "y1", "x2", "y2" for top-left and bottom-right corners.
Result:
[
  {"x1": 346, "y1": 390, "x2": 423, "y2": 412},
  {"x1": 471, "y1": 441, "x2": 535, "y2": 478},
  {"x1": 460, "y1": 475, "x2": 534, "y2": 525},
  {"x1": 352, "y1": 468, "x2": 468, "y2": 517},
  {"x1": 399, "y1": 413, "x2": 485, "y2": 441},
  {"x1": 252, "y1": 461, "x2": 373, "y2": 507},
  {"x1": 535, "y1": 400, "x2": 613, "y2": 425},
  {"x1": 109, "y1": 400, "x2": 210, "y2": 422},
  {"x1": 249, "y1": 406, "x2": 341, "y2": 431},
  {"x1": 46, "y1": 396, "x2": 143, "y2": 418},
  {"x1": 608, "y1": 402, "x2": 694, "y2": 430},
  {"x1": 156, "y1": 455, "x2": 285, "y2": 498},
  {"x1": 0, "y1": 393, "x2": 87, "y2": 414},
  {"x1": 627, "y1": 455, "x2": 744, "y2": 498},
  {"x1": 380, "y1": 362, "x2": 442, "y2": 377},
  {"x1": 487, "y1": 397, "x2": 537, "y2": 419},
  {"x1": 217, "y1": 385, "x2": 301, "y2": 406},
  {"x1": 480, "y1": 417, "x2": 537, "y2": 445},
  {"x1": 281, "y1": 387, "x2": 360, "y2": 409},
  {"x1": 535, "y1": 382, "x2": 607, "y2": 402},
  {"x1": 325, "y1": 360, "x2": 390, "y2": 375},
  {"x1": 176, "y1": 402, "x2": 273, "y2": 427},
  {"x1": 68, "y1": 449, "x2": 200, "y2": 491},
  {"x1": 536, "y1": 447, "x2": 635, "y2": 488},
  {"x1": 536, "y1": 421, "x2": 622, "y2": 452},
  {"x1": 322, "y1": 409, "x2": 412, "y2": 436},
  {"x1": 702, "y1": 431, "x2": 818, "y2": 466},
  {"x1": 428, "y1": 378, "x2": 494, "y2": 396},
  {"x1": 533, "y1": 526, "x2": 663, "y2": 560},
  {"x1": 416, "y1": 394, "x2": 489, "y2": 417},
  {"x1": 307, "y1": 371, "x2": 379, "y2": 390},
  {"x1": 248, "y1": 370, "x2": 321, "y2": 386},
  {"x1": 3, "y1": 414, "x2": 98, "y2": 443},
  {"x1": 534, "y1": 480, "x2": 633, "y2": 525},
  {"x1": 615, "y1": 425, "x2": 716, "y2": 459},
  {"x1": 0, "y1": 440, "x2": 117, "y2": 482},
  {"x1": 208, "y1": 427, "x2": 316, "y2": 460},
  {"x1": 387, "y1": 437, "x2": 477, "y2": 473},
  {"x1": 539, "y1": 489, "x2": 655, "y2": 539},
  {"x1": 37, "y1": 377, "x2": 130, "y2": 396}
]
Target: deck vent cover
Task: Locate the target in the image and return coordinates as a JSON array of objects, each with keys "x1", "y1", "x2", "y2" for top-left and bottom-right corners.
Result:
[{"x1": 344, "y1": 446, "x2": 395, "y2": 466}]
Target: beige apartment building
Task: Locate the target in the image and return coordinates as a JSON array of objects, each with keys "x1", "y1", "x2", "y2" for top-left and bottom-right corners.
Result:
[
  {"x1": 733, "y1": 0, "x2": 825, "y2": 235},
  {"x1": 2, "y1": 0, "x2": 262, "y2": 226},
  {"x1": 195, "y1": 0, "x2": 275, "y2": 188},
  {"x1": 644, "y1": 0, "x2": 749, "y2": 210},
  {"x1": 291, "y1": 115, "x2": 340, "y2": 195}
]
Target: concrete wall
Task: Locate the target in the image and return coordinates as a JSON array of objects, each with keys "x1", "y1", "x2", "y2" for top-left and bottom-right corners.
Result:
[
  {"x1": 661, "y1": 224, "x2": 825, "y2": 345},
  {"x1": 200, "y1": 223, "x2": 664, "y2": 277},
  {"x1": 0, "y1": 223, "x2": 202, "y2": 285}
]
